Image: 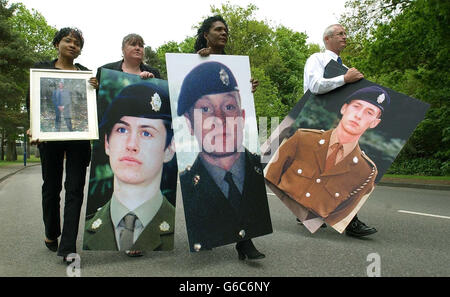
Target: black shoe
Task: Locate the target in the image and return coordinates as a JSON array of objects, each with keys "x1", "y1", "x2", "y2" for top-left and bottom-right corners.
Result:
[
  {"x1": 235, "y1": 240, "x2": 265, "y2": 261},
  {"x1": 62, "y1": 256, "x2": 75, "y2": 265},
  {"x1": 44, "y1": 239, "x2": 58, "y2": 252},
  {"x1": 296, "y1": 218, "x2": 327, "y2": 228},
  {"x1": 345, "y1": 218, "x2": 377, "y2": 237},
  {"x1": 125, "y1": 250, "x2": 143, "y2": 257}
]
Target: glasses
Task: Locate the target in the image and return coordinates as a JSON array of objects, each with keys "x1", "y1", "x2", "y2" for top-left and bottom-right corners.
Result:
[{"x1": 334, "y1": 32, "x2": 347, "y2": 37}]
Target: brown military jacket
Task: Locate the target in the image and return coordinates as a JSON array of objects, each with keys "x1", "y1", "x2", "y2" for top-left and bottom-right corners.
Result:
[{"x1": 265, "y1": 128, "x2": 377, "y2": 226}]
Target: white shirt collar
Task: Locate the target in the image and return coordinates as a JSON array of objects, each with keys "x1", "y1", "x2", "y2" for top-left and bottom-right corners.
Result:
[{"x1": 325, "y1": 49, "x2": 339, "y2": 61}]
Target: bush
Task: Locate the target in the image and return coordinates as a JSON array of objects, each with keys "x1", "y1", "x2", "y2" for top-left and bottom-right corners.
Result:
[{"x1": 387, "y1": 158, "x2": 447, "y2": 176}]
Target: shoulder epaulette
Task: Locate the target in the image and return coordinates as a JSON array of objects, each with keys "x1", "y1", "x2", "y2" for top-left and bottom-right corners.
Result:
[
  {"x1": 361, "y1": 150, "x2": 377, "y2": 169},
  {"x1": 298, "y1": 128, "x2": 325, "y2": 134}
]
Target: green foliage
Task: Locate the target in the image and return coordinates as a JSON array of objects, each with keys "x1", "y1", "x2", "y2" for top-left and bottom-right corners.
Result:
[
  {"x1": 250, "y1": 66, "x2": 287, "y2": 120},
  {"x1": 0, "y1": 0, "x2": 36, "y2": 160},
  {"x1": 387, "y1": 158, "x2": 450, "y2": 176},
  {"x1": 155, "y1": 37, "x2": 195, "y2": 79},
  {"x1": 144, "y1": 46, "x2": 160, "y2": 72},
  {"x1": 0, "y1": 1, "x2": 57, "y2": 160},
  {"x1": 8, "y1": 2, "x2": 57, "y2": 62}
]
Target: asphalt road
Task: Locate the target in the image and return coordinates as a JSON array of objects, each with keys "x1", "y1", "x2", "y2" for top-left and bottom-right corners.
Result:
[{"x1": 0, "y1": 165, "x2": 449, "y2": 277}]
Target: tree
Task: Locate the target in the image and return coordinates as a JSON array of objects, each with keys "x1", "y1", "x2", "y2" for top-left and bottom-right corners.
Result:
[
  {"x1": 0, "y1": 1, "x2": 56, "y2": 161},
  {"x1": 0, "y1": 0, "x2": 35, "y2": 160},
  {"x1": 9, "y1": 2, "x2": 57, "y2": 62},
  {"x1": 154, "y1": 37, "x2": 195, "y2": 79}
]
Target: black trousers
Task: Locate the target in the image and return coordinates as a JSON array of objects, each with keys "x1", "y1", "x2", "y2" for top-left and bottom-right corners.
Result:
[{"x1": 38, "y1": 140, "x2": 91, "y2": 257}]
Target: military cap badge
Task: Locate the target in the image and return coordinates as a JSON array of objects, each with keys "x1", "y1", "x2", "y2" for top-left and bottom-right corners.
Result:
[
  {"x1": 219, "y1": 68, "x2": 229, "y2": 86},
  {"x1": 193, "y1": 174, "x2": 201, "y2": 186},
  {"x1": 91, "y1": 218, "x2": 102, "y2": 230},
  {"x1": 254, "y1": 166, "x2": 262, "y2": 175},
  {"x1": 150, "y1": 92, "x2": 162, "y2": 112},
  {"x1": 377, "y1": 93, "x2": 385, "y2": 104},
  {"x1": 159, "y1": 221, "x2": 170, "y2": 232}
]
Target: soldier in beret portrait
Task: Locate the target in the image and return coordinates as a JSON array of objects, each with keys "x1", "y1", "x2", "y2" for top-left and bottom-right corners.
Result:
[
  {"x1": 177, "y1": 60, "x2": 272, "y2": 260},
  {"x1": 83, "y1": 82, "x2": 176, "y2": 256},
  {"x1": 265, "y1": 86, "x2": 389, "y2": 234}
]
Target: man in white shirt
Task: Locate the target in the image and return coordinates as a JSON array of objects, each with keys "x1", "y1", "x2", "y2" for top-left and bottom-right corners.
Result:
[
  {"x1": 303, "y1": 24, "x2": 363, "y2": 95},
  {"x1": 301, "y1": 24, "x2": 377, "y2": 237}
]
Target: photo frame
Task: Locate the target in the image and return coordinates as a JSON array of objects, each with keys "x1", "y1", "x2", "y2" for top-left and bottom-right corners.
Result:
[
  {"x1": 29, "y1": 68, "x2": 98, "y2": 141},
  {"x1": 166, "y1": 54, "x2": 272, "y2": 252},
  {"x1": 83, "y1": 68, "x2": 177, "y2": 252}
]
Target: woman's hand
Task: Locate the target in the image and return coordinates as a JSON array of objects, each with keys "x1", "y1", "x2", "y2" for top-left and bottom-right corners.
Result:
[
  {"x1": 27, "y1": 129, "x2": 40, "y2": 145},
  {"x1": 251, "y1": 78, "x2": 259, "y2": 93},
  {"x1": 88, "y1": 77, "x2": 99, "y2": 89},
  {"x1": 140, "y1": 71, "x2": 155, "y2": 79},
  {"x1": 197, "y1": 47, "x2": 212, "y2": 57}
]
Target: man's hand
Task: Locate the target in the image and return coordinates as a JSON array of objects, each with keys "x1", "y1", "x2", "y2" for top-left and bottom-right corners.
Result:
[
  {"x1": 344, "y1": 68, "x2": 364, "y2": 83},
  {"x1": 58, "y1": 106, "x2": 64, "y2": 112},
  {"x1": 88, "y1": 77, "x2": 99, "y2": 89},
  {"x1": 197, "y1": 47, "x2": 212, "y2": 57},
  {"x1": 251, "y1": 78, "x2": 259, "y2": 93},
  {"x1": 139, "y1": 71, "x2": 155, "y2": 79}
]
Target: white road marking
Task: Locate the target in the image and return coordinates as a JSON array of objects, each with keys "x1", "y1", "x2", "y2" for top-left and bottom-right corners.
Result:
[{"x1": 397, "y1": 210, "x2": 450, "y2": 220}]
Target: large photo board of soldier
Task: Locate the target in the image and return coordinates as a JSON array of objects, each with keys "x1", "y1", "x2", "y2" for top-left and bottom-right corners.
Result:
[
  {"x1": 263, "y1": 60, "x2": 430, "y2": 234},
  {"x1": 82, "y1": 68, "x2": 177, "y2": 252},
  {"x1": 166, "y1": 53, "x2": 272, "y2": 252},
  {"x1": 29, "y1": 69, "x2": 98, "y2": 141}
]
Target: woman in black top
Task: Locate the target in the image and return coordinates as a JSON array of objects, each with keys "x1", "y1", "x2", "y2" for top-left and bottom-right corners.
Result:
[
  {"x1": 95, "y1": 34, "x2": 161, "y2": 134},
  {"x1": 96, "y1": 33, "x2": 160, "y2": 81},
  {"x1": 28, "y1": 27, "x2": 97, "y2": 265},
  {"x1": 194, "y1": 15, "x2": 265, "y2": 261}
]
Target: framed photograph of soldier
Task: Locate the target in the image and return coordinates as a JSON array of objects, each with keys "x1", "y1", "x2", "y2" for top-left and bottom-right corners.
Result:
[
  {"x1": 29, "y1": 68, "x2": 98, "y2": 141},
  {"x1": 264, "y1": 60, "x2": 430, "y2": 234},
  {"x1": 166, "y1": 53, "x2": 273, "y2": 252},
  {"x1": 82, "y1": 68, "x2": 177, "y2": 252}
]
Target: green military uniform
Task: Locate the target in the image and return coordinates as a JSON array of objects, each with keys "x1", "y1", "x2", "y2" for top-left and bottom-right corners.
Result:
[
  {"x1": 83, "y1": 196, "x2": 175, "y2": 251},
  {"x1": 265, "y1": 128, "x2": 377, "y2": 227}
]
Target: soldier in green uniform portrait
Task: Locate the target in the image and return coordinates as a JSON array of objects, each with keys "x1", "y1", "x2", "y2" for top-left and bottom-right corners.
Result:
[
  {"x1": 83, "y1": 82, "x2": 176, "y2": 254},
  {"x1": 265, "y1": 86, "x2": 389, "y2": 233}
]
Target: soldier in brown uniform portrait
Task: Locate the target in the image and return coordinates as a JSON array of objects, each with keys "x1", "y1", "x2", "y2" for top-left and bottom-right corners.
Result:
[{"x1": 265, "y1": 86, "x2": 389, "y2": 234}]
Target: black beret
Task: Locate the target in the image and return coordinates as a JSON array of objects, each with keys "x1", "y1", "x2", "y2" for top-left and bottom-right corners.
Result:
[
  {"x1": 100, "y1": 81, "x2": 171, "y2": 134},
  {"x1": 177, "y1": 61, "x2": 239, "y2": 116},
  {"x1": 345, "y1": 86, "x2": 390, "y2": 114}
]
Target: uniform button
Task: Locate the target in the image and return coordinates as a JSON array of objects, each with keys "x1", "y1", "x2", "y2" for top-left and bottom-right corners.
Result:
[
  {"x1": 306, "y1": 192, "x2": 311, "y2": 198},
  {"x1": 193, "y1": 243, "x2": 201, "y2": 252},
  {"x1": 297, "y1": 169, "x2": 302, "y2": 174},
  {"x1": 193, "y1": 174, "x2": 200, "y2": 185},
  {"x1": 353, "y1": 157, "x2": 359, "y2": 164},
  {"x1": 335, "y1": 193, "x2": 340, "y2": 198},
  {"x1": 316, "y1": 178, "x2": 321, "y2": 183},
  {"x1": 319, "y1": 139, "x2": 325, "y2": 145},
  {"x1": 239, "y1": 230, "x2": 246, "y2": 238}
]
